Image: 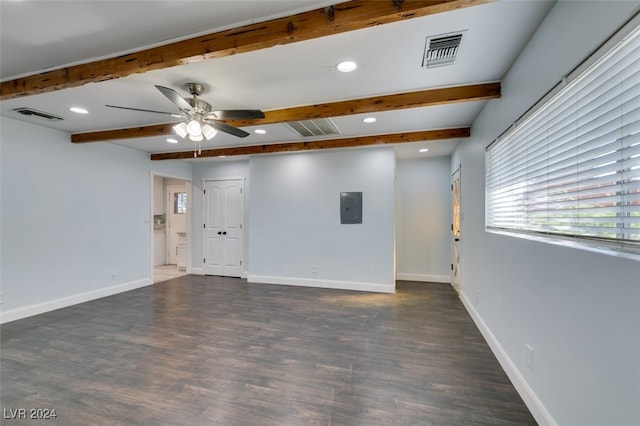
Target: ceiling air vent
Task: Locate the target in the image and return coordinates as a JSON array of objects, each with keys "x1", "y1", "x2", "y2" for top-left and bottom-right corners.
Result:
[
  {"x1": 13, "y1": 107, "x2": 63, "y2": 121},
  {"x1": 285, "y1": 118, "x2": 340, "y2": 137},
  {"x1": 423, "y1": 32, "x2": 464, "y2": 68}
]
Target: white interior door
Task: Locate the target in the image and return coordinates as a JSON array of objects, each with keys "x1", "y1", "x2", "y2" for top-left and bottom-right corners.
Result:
[
  {"x1": 167, "y1": 184, "x2": 187, "y2": 264},
  {"x1": 203, "y1": 179, "x2": 244, "y2": 277},
  {"x1": 451, "y1": 167, "x2": 461, "y2": 292}
]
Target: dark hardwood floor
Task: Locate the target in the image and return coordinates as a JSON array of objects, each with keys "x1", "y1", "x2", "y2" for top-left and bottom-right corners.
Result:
[{"x1": 1, "y1": 277, "x2": 536, "y2": 425}]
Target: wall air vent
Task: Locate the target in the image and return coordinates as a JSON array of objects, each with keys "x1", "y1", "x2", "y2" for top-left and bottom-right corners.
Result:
[
  {"x1": 13, "y1": 107, "x2": 63, "y2": 121},
  {"x1": 285, "y1": 118, "x2": 340, "y2": 137},
  {"x1": 423, "y1": 32, "x2": 464, "y2": 68}
]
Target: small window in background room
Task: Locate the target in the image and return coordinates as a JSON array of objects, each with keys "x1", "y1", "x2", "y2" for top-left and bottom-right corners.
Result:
[{"x1": 174, "y1": 192, "x2": 187, "y2": 214}]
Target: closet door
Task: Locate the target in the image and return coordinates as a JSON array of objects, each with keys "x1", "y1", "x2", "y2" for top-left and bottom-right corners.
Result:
[{"x1": 203, "y1": 179, "x2": 244, "y2": 277}]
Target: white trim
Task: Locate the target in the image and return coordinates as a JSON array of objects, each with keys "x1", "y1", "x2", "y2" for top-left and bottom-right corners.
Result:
[
  {"x1": 0, "y1": 278, "x2": 151, "y2": 324},
  {"x1": 396, "y1": 273, "x2": 450, "y2": 283},
  {"x1": 190, "y1": 267, "x2": 204, "y2": 275},
  {"x1": 459, "y1": 291, "x2": 557, "y2": 426},
  {"x1": 247, "y1": 275, "x2": 395, "y2": 294}
]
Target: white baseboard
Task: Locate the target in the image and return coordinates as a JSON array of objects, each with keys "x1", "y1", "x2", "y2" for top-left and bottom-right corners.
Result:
[
  {"x1": 459, "y1": 291, "x2": 556, "y2": 426},
  {"x1": 190, "y1": 267, "x2": 204, "y2": 275},
  {"x1": 0, "y1": 278, "x2": 151, "y2": 324},
  {"x1": 247, "y1": 275, "x2": 395, "y2": 294},
  {"x1": 396, "y1": 273, "x2": 450, "y2": 283}
]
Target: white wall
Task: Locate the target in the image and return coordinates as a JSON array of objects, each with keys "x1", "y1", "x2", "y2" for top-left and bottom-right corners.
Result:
[
  {"x1": 248, "y1": 148, "x2": 396, "y2": 293},
  {"x1": 0, "y1": 116, "x2": 192, "y2": 323},
  {"x1": 452, "y1": 2, "x2": 640, "y2": 425},
  {"x1": 396, "y1": 156, "x2": 452, "y2": 283}
]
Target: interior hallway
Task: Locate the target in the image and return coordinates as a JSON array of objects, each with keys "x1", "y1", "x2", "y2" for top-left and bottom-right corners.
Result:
[{"x1": 153, "y1": 264, "x2": 188, "y2": 283}]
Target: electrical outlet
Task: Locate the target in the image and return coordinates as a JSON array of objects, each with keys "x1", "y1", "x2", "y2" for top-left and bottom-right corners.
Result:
[
  {"x1": 311, "y1": 265, "x2": 318, "y2": 274},
  {"x1": 111, "y1": 273, "x2": 117, "y2": 281},
  {"x1": 0, "y1": 293, "x2": 3, "y2": 305},
  {"x1": 526, "y1": 344, "x2": 534, "y2": 371},
  {"x1": 475, "y1": 289, "x2": 480, "y2": 305}
]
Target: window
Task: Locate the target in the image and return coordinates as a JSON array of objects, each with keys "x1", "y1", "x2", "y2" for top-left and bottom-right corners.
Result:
[
  {"x1": 486, "y1": 19, "x2": 640, "y2": 256},
  {"x1": 174, "y1": 192, "x2": 187, "y2": 214}
]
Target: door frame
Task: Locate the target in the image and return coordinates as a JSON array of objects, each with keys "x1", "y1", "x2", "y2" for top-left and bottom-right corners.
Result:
[
  {"x1": 201, "y1": 177, "x2": 246, "y2": 278},
  {"x1": 150, "y1": 173, "x2": 192, "y2": 284},
  {"x1": 451, "y1": 165, "x2": 461, "y2": 292},
  {"x1": 166, "y1": 184, "x2": 188, "y2": 264}
]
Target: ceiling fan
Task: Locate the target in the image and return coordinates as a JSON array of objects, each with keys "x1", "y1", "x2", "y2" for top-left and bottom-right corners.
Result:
[{"x1": 106, "y1": 82, "x2": 265, "y2": 153}]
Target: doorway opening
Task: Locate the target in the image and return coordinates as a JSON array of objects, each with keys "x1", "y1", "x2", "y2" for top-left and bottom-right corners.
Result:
[
  {"x1": 451, "y1": 166, "x2": 461, "y2": 293},
  {"x1": 152, "y1": 175, "x2": 191, "y2": 283}
]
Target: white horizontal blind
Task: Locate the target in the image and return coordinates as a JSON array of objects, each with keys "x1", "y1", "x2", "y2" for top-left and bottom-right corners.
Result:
[{"x1": 486, "y1": 23, "x2": 640, "y2": 254}]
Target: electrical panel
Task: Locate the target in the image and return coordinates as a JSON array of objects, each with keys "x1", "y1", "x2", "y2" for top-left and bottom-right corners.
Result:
[{"x1": 340, "y1": 192, "x2": 362, "y2": 224}]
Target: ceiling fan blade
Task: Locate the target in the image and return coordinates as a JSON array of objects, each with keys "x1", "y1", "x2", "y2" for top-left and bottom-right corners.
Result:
[
  {"x1": 155, "y1": 85, "x2": 194, "y2": 111},
  {"x1": 205, "y1": 110, "x2": 265, "y2": 120},
  {"x1": 207, "y1": 120, "x2": 250, "y2": 138},
  {"x1": 105, "y1": 104, "x2": 184, "y2": 117}
]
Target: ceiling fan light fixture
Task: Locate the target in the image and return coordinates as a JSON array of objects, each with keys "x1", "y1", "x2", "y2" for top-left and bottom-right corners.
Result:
[
  {"x1": 202, "y1": 124, "x2": 217, "y2": 140},
  {"x1": 186, "y1": 119, "x2": 202, "y2": 137},
  {"x1": 189, "y1": 133, "x2": 203, "y2": 142},
  {"x1": 173, "y1": 122, "x2": 188, "y2": 138}
]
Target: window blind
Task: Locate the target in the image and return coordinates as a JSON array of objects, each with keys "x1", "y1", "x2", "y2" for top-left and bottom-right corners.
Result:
[{"x1": 486, "y1": 22, "x2": 640, "y2": 255}]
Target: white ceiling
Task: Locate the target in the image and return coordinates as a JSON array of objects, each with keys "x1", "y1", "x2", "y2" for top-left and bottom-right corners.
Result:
[{"x1": 0, "y1": 0, "x2": 554, "y2": 161}]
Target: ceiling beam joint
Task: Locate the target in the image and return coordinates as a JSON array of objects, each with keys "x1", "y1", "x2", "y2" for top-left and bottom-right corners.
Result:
[{"x1": 325, "y1": 5, "x2": 336, "y2": 21}]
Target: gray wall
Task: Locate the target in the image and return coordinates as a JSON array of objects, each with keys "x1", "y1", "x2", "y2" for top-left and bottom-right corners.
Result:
[
  {"x1": 452, "y1": 1, "x2": 640, "y2": 424},
  {"x1": 248, "y1": 148, "x2": 396, "y2": 292},
  {"x1": 0, "y1": 116, "x2": 191, "y2": 322}
]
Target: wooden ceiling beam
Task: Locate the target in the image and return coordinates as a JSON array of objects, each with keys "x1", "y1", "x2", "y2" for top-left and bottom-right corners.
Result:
[
  {"x1": 71, "y1": 82, "x2": 499, "y2": 143},
  {"x1": 150, "y1": 128, "x2": 470, "y2": 160},
  {"x1": 1, "y1": 0, "x2": 494, "y2": 100}
]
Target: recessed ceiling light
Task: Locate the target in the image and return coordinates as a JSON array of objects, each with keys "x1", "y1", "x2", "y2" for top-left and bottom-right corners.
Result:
[
  {"x1": 254, "y1": 129, "x2": 266, "y2": 134},
  {"x1": 70, "y1": 107, "x2": 88, "y2": 114},
  {"x1": 218, "y1": 155, "x2": 227, "y2": 158},
  {"x1": 336, "y1": 61, "x2": 357, "y2": 73},
  {"x1": 419, "y1": 148, "x2": 430, "y2": 153},
  {"x1": 166, "y1": 138, "x2": 178, "y2": 144},
  {"x1": 363, "y1": 117, "x2": 376, "y2": 124}
]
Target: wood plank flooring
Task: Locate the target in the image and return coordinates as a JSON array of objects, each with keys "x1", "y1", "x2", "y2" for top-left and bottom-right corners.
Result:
[{"x1": 1, "y1": 277, "x2": 536, "y2": 425}]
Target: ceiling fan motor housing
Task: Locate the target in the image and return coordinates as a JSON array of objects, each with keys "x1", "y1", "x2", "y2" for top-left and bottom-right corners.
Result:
[
  {"x1": 186, "y1": 98, "x2": 212, "y2": 114},
  {"x1": 186, "y1": 82, "x2": 205, "y2": 96}
]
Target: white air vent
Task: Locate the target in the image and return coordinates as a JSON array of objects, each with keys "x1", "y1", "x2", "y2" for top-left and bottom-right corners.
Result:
[
  {"x1": 285, "y1": 118, "x2": 340, "y2": 137},
  {"x1": 423, "y1": 32, "x2": 464, "y2": 68},
  {"x1": 13, "y1": 107, "x2": 63, "y2": 121}
]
